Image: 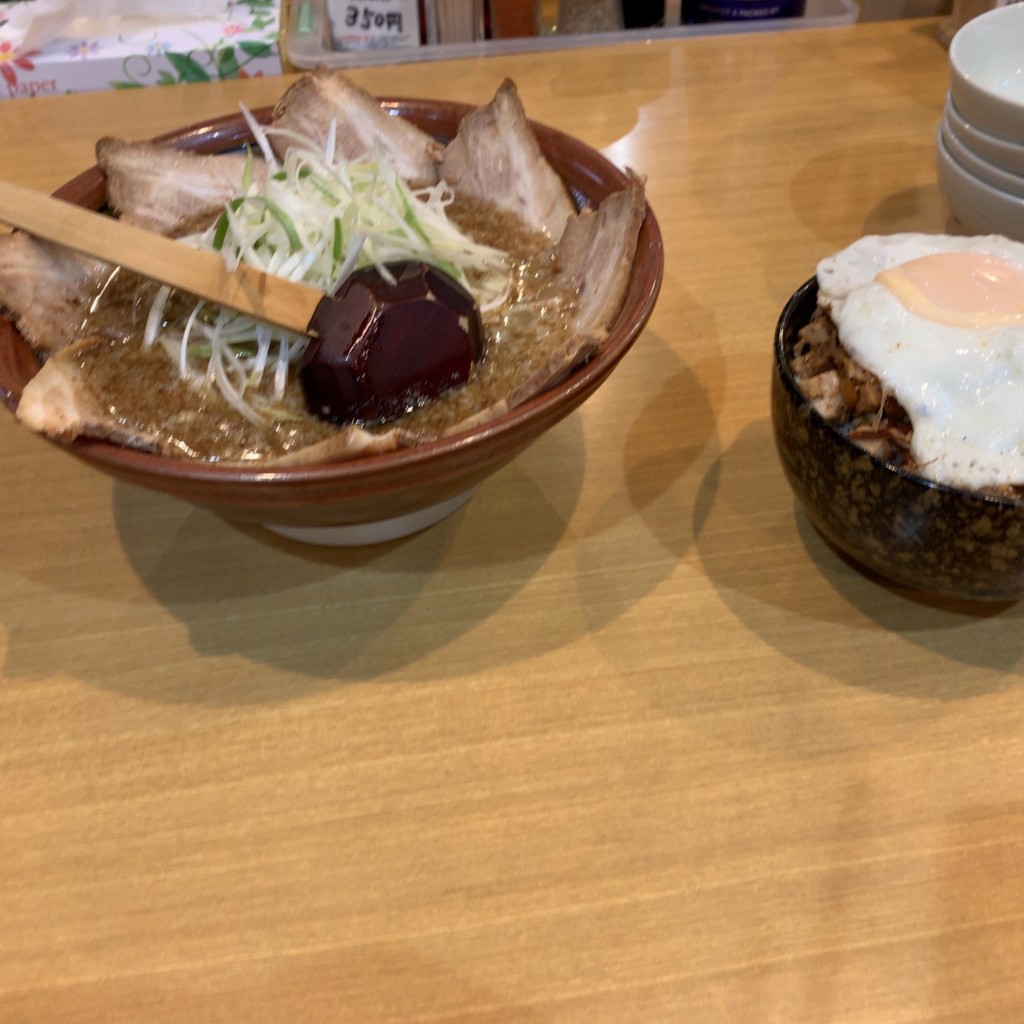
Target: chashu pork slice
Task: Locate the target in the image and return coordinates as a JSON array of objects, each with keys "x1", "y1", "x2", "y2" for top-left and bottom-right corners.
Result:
[
  {"x1": 0, "y1": 231, "x2": 110, "y2": 354},
  {"x1": 16, "y1": 338, "x2": 165, "y2": 450},
  {"x1": 268, "y1": 425, "x2": 407, "y2": 466},
  {"x1": 555, "y1": 171, "x2": 647, "y2": 339},
  {"x1": 440, "y1": 79, "x2": 576, "y2": 243},
  {"x1": 96, "y1": 138, "x2": 268, "y2": 238},
  {"x1": 15, "y1": 334, "x2": 412, "y2": 464},
  {"x1": 458, "y1": 173, "x2": 647, "y2": 418},
  {"x1": 271, "y1": 69, "x2": 442, "y2": 186},
  {"x1": 423, "y1": 179, "x2": 647, "y2": 439}
]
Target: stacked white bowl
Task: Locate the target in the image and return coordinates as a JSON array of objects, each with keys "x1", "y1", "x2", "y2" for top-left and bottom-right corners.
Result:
[{"x1": 936, "y1": 4, "x2": 1024, "y2": 240}]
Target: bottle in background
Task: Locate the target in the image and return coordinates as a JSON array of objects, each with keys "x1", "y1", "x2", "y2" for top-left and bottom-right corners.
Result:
[
  {"x1": 623, "y1": 0, "x2": 667, "y2": 26},
  {"x1": 682, "y1": 0, "x2": 806, "y2": 21},
  {"x1": 557, "y1": 0, "x2": 623, "y2": 32},
  {"x1": 489, "y1": 0, "x2": 537, "y2": 37}
]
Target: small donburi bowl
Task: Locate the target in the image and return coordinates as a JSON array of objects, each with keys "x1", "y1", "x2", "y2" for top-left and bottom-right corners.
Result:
[{"x1": 772, "y1": 278, "x2": 1024, "y2": 602}]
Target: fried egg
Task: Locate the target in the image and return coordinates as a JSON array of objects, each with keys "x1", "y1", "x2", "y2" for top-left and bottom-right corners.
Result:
[{"x1": 816, "y1": 233, "x2": 1024, "y2": 491}]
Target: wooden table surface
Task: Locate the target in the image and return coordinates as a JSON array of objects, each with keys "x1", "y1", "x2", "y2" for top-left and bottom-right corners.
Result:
[{"x1": 4, "y1": 17, "x2": 1023, "y2": 1024}]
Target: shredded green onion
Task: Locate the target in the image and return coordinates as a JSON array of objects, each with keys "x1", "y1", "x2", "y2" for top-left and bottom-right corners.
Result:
[{"x1": 144, "y1": 107, "x2": 511, "y2": 424}]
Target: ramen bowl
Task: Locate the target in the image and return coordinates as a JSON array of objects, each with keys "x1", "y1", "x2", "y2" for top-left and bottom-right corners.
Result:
[
  {"x1": 0, "y1": 99, "x2": 663, "y2": 545},
  {"x1": 771, "y1": 278, "x2": 1024, "y2": 602}
]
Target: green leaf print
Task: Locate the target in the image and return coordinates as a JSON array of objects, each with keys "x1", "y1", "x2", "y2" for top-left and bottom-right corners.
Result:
[{"x1": 166, "y1": 52, "x2": 211, "y2": 83}]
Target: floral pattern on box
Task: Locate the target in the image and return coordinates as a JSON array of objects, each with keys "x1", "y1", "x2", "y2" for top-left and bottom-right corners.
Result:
[
  {"x1": 114, "y1": 0, "x2": 279, "y2": 89},
  {"x1": 0, "y1": 1, "x2": 280, "y2": 99}
]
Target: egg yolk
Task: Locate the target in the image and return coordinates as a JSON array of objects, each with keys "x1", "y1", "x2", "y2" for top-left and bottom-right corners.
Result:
[{"x1": 876, "y1": 251, "x2": 1024, "y2": 328}]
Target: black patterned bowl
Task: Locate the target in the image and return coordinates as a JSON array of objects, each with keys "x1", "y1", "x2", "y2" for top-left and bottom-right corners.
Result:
[{"x1": 771, "y1": 278, "x2": 1024, "y2": 602}]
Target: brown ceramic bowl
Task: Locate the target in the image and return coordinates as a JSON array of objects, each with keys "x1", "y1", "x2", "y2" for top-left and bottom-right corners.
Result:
[
  {"x1": 0, "y1": 99, "x2": 663, "y2": 545},
  {"x1": 772, "y1": 278, "x2": 1024, "y2": 602}
]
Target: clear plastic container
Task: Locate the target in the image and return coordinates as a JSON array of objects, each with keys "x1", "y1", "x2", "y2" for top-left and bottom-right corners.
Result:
[{"x1": 281, "y1": 0, "x2": 859, "y2": 71}]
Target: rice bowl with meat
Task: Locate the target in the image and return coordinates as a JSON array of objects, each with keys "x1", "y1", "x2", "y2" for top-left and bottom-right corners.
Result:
[{"x1": 788, "y1": 232, "x2": 1024, "y2": 498}]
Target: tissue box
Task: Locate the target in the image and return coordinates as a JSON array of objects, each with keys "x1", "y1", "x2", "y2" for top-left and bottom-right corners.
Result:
[{"x1": 0, "y1": 1, "x2": 281, "y2": 99}]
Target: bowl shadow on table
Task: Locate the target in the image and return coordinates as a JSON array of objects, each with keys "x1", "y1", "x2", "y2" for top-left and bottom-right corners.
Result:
[
  {"x1": 620, "y1": 356, "x2": 723, "y2": 559},
  {"x1": 563, "y1": 294, "x2": 723, "y2": 627},
  {"x1": 601, "y1": 419, "x2": 1024, "y2": 760},
  {"x1": 99, "y1": 432, "x2": 583, "y2": 700},
  {"x1": 575, "y1": 357, "x2": 721, "y2": 571},
  {"x1": 0, "y1": 322, "x2": 709, "y2": 709},
  {"x1": 82, "y1": 383, "x2": 678, "y2": 704},
  {"x1": 692, "y1": 419, "x2": 1024, "y2": 686},
  {"x1": 787, "y1": 141, "x2": 953, "y2": 269}
]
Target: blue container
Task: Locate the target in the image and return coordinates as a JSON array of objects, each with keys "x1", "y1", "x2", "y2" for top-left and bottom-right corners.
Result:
[{"x1": 683, "y1": 0, "x2": 807, "y2": 20}]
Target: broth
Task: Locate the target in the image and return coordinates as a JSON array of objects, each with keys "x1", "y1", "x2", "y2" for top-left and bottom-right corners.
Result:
[{"x1": 74, "y1": 196, "x2": 580, "y2": 462}]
